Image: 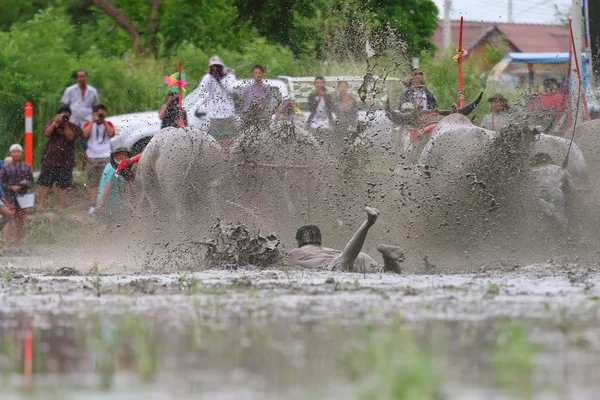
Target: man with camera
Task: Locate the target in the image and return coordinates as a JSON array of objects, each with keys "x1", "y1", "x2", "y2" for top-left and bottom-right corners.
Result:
[
  {"x1": 36, "y1": 105, "x2": 81, "y2": 214},
  {"x1": 82, "y1": 104, "x2": 115, "y2": 214}
]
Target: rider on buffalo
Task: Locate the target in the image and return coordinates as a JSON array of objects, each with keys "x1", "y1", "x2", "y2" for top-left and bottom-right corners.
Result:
[{"x1": 401, "y1": 70, "x2": 438, "y2": 111}]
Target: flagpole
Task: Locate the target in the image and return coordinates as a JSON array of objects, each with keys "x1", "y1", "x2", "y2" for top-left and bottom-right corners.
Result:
[
  {"x1": 178, "y1": 61, "x2": 184, "y2": 128},
  {"x1": 458, "y1": 16, "x2": 465, "y2": 107}
]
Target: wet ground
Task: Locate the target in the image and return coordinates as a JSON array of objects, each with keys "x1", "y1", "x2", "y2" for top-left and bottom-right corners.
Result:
[{"x1": 1, "y1": 254, "x2": 600, "y2": 399}]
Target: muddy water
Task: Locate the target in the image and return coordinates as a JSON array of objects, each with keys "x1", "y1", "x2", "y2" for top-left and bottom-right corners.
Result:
[{"x1": 1, "y1": 265, "x2": 599, "y2": 399}]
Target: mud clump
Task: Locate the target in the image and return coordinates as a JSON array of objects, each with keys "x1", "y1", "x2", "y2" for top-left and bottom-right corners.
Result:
[
  {"x1": 205, "y1": 220, "x2": 284, "y2": 269},
  {"x1": 56, "y1": 266, "x2": 80, "y2": 276}
]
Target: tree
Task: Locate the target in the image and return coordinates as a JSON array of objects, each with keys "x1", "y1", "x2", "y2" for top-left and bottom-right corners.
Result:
[
  {"x1": 235, "y1": 0, "x2": 439, "y2": 58},
  {"x1": 92, "y1": 0, "x2": 161, "y2": 55}
]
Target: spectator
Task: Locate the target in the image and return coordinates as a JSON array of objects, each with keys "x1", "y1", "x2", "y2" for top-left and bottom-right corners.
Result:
[
  {"x1": 61, "y1": 70, "x2": 100, "y2": 170},
  {"x1": 528, "y1": 78, "x2": 567, "y2": 130},
  {"x1": 198, "y1": 56, "x2": 237, "y2": 143},
  {"x1": 93, "y1": 145, "x2": 134, "y2": 232},
  {"x1": 481, "y1": 94, "x2": 511, "y2": 131},
  {"x1": 241, "y1": 64, "x2": 273, "y2": 129},
  {"x1": 401, "y1": 70, "x2": 437, "y2": 110},
  {"x1": 36, "y1": 106, "x2": 80, "y2": 214},
  {"x1": 0, "y1": 157, "x2": 15, "y2": 234},
  {"x1": 61, "y1": 70, "x2": 100, "y2": 128},
  {"x1": 306, "y1": 76, "x2": 335, "y2": 131},
  {"x1": 82, "y1": 104, "x2": 115, "y2": 215},
  {"x1": 159, "y1": 92, "x2": 188, "y2": 129},
  {"x1": 0, "y1": 144, "x2": 34, "y2": 246},
  {"x1": 333, "y1": 81, "x2": 358, "y2": 133}
]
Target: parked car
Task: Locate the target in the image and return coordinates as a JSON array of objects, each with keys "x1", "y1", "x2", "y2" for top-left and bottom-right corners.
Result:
[{"x1": 108, "y1": 78, "x2": 289, "y2": 154}]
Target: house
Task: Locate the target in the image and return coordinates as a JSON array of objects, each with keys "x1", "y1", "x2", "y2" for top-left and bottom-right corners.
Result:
[{"x1": 431, "y1": 20, "x2": 570, "y2": 70}]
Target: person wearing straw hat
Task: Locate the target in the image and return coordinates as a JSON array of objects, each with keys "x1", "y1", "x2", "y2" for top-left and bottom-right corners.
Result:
[
  {"x1": 481, "y1": 93, "x2": 511, "y2": 131},
  {"x1": 0, "y1": 144, "x2": 34, "y2": 246}
]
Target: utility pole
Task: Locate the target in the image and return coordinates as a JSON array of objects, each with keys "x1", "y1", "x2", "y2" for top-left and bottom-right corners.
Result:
[
  {"x1": 508, "y1": 0, "x2": 513, "y2": 23},
  {"x1": 571, "y1": 0, "x2": 583, "y2": 121},
  {"x1": 443, "y1": 0, "x2": 452, "y2": 53}
]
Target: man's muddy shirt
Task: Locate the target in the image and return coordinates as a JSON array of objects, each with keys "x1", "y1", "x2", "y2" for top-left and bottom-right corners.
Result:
[{"x1": 285, "y1": 244, "x2": 378, "y2": 272}]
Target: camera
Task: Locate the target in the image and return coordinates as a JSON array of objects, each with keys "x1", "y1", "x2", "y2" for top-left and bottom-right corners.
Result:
[
  {"x1": 98, "y1": 113, "x2": 105, "y2": 119},
  {"x1": 61, "y1": 114, "x2": 69, "y2": 122}
]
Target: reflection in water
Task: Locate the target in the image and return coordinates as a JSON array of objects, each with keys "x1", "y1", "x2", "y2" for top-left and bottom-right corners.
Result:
[{"x1": 1, "y1": 309, "x2": 600, "y2": 399}]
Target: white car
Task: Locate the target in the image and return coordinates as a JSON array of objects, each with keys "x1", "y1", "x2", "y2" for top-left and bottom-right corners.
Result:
[{"x1": 107, "y1": 78, "x2": 289, "y2": 154}]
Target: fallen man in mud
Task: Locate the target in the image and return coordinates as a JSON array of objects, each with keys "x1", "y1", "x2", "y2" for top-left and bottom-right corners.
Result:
[{"x1": 285, "y1": 207, "x2": 404, "y2": 273}]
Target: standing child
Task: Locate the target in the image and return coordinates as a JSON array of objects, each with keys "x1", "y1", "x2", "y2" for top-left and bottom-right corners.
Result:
[
  {"x1": 0, "y1": 144, "x2": 34, "y2": 246},
  {"x1": 93, "y1": 145, "x2": 134, "y2": 232}
]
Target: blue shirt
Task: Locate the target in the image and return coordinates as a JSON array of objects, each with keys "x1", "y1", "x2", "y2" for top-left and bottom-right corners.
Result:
[{"x1": 96, "y1": 163, "x2": 125, "y2": 211}]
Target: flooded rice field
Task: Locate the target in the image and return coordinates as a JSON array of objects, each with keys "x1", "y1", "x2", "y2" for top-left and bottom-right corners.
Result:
[{"x1": 1, "y1": 253, "x2": 600, "y2": 399}]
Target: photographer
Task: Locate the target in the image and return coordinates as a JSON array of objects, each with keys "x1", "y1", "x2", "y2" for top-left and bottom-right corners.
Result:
[
  {"x1": 82, "y1": 104, "x2": 115, "y2": 214},
  {"x1": 159, "y1": 92, "x2": 188, "y2": 129},
  {"x1": 198, "y1": 56, "x2": 237, "y2": 143},
  {"x1": 36, "y1": 105, "x2": 81, "y2": 214}
]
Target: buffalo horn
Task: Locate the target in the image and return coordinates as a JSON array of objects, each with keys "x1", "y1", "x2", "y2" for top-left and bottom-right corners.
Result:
[
  {"x1": 386, "y1": 100, "x2": 413, "y2": 125},
  {"x1": 437, "y1": 92, "x2": 484, "y2": 116}
]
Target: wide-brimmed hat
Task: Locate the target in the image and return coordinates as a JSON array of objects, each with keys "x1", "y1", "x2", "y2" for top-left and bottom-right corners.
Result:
[{"x1": 208, "y1": 56, "x2": 224, "y2": 67}]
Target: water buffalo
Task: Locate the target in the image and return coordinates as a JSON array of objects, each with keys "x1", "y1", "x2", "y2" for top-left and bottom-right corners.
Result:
[
  {"x1": 135, "y1": 122, "x2": 331, "y2": 245},
  {"x1": 135, "y1": 126, "x2": 227, "y2": 239},
  {"x1": 384, "y1": 92, "x2": 484, "y2": 163}
]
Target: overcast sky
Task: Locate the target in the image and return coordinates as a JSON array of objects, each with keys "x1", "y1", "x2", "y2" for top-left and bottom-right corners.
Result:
[{"x1": 431, "y1": 0, "x2": 573, "y2": 24}]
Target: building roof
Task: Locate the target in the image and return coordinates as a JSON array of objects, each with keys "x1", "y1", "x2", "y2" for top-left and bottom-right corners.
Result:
[{"x1": 432, "y1": 20, "x2": 570, "y2": 55}]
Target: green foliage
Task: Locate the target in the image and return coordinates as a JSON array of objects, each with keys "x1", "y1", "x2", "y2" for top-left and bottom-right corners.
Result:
[
  {"x1": 490, "y1": 320, "x2": 537, "y2": 396},
  {"x1": 87, "y1": 263, "x2": 102, "y2": 297},
  {"x1": 343, "y1": 317, "x2": 443, "y2": 400},
  {"x1": 418, "y1": 44, "x2": 510, "y2": 123},
  {"x1": 160, "y1": 0, "x2": 253, "y2": 53},
  {"x1": 486, "y1": 282, "x2": 500, "y2": 295},
  {"x1": 120, "y1": 315, "x2": 160, "y2": 382},
  {"x1": 235, "y1": 0, "x2": 438, "y2": 58},
  {"x1": 420, "y1": 50, "x2": 488, "y2": 111},
  {"x1": 0, "y1": 1, "x2": 442, "y2": 165},
  {"x1": 368, "y1": 0, "x2": 439, "y2": 57}
]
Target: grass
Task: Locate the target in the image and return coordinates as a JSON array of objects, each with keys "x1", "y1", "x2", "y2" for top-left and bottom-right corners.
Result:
[
  {"x1": 86, "y1": 264, "x2": 102, "y2": 297},
  {"x1": 342, "y1": 316, "x2": 443, "y2": 400},
  {"x1": 176, "y1": 274, "x2": 200, "y2": 293},
  {"x1": 490, "y1": 320, "x2": 537, "y2": 396},
  {"x1": 486, "y1": 282, "x2": 500, "y2": 295}
]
